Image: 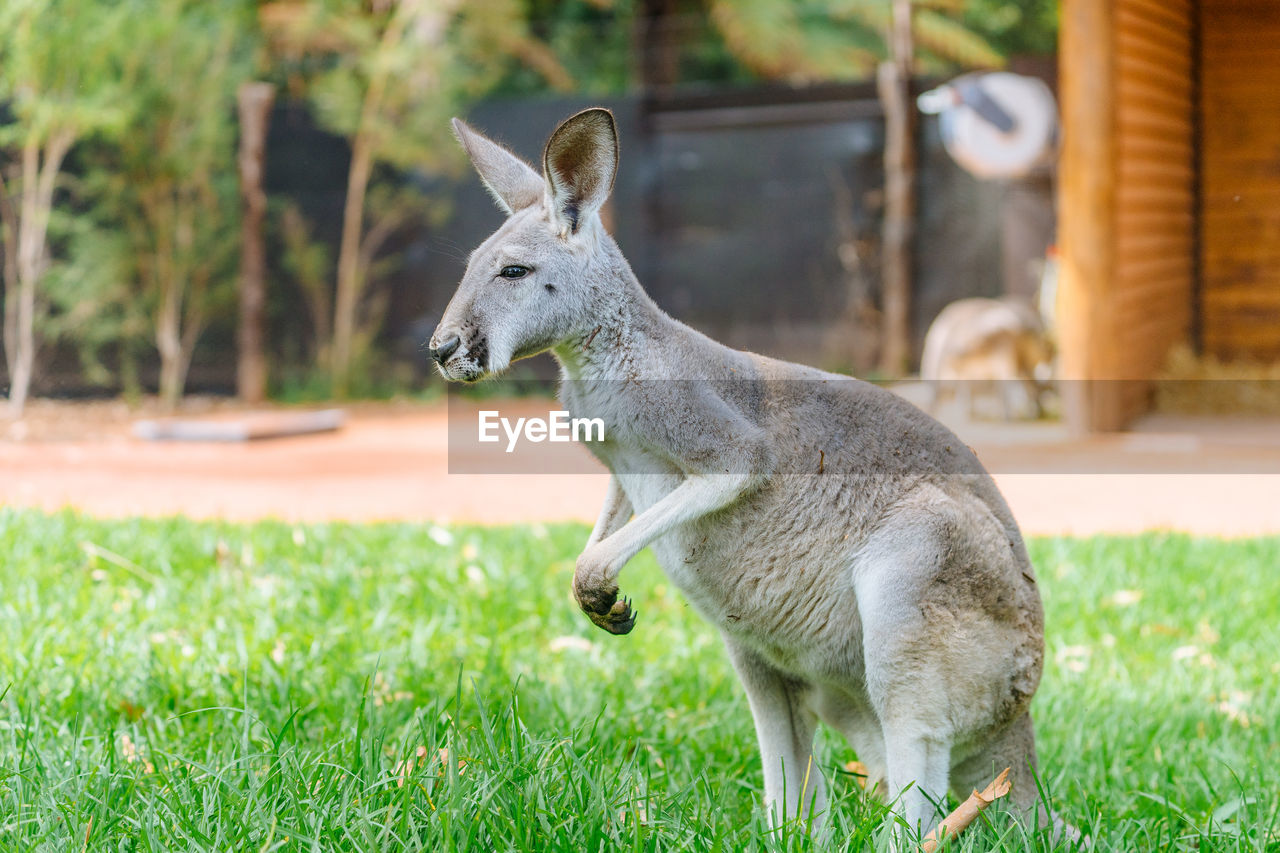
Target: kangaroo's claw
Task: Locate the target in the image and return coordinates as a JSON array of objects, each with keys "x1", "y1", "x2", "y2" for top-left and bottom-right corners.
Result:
[{"x1": 583, "y1": 589, "x2": 637, "y2": 635}]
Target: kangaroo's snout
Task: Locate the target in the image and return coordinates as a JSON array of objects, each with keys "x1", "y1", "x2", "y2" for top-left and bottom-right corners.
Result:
[
  {"x1": 428, "y1": 321, "x2": 487, "y2": 382},
  {"x1": 430, "y1": 333, "x2": 460, "y2": 365}
]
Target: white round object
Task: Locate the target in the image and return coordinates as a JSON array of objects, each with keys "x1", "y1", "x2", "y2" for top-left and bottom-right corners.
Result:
[{"x1": 931, "y1": 72, "x2": 1058, "y2": 179}]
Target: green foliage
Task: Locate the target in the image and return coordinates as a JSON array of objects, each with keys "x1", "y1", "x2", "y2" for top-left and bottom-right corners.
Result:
[
  {"x1": 491, "y1": 0, "x2": 638, "y2": 96},
  {"x1": 0, "y1": 0, "x2": 135, "y2": 146},
  {"x1": 2, "y1": 511, "x2": 1278, "y2": 850},
  {"x1": 278, "y1": 201, "x2": 335, "y2": 368},
  {"x1": 490, "y1": 0, "x2": 1059, "y2": 94},
  {"x1": 709, "y1": 0, "x2": 1008, "y2": 83},
  {"x1": 0, "y1": 0, "x2": 141, "y2": 411},
  {"x1": 65, "y1": 0, "x2": 256, "y2": 404},
  {"x1": 40, "y1": 211, "x2": 149, "y2": 391},
  {"x1": 264, "y1": 0, "x2": 573, "y2": 397},
  {"x1": 270, "y1": 361, "x2": 442, "y2": 403},
  {"x1": 276, "y1": 0, "x2": 570, "y2": 190},
  {"x1": 962, "y1": 0, "x2": 1057, "y2": 58},
  {"x1": 3, "y1": 0, "x2": 1058, "y2": 404}
]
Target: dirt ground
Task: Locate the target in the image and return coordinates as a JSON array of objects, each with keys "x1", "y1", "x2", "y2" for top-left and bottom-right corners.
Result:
[{"x1": 3, "y1": 396, "x2": 1279, "y2": 536}]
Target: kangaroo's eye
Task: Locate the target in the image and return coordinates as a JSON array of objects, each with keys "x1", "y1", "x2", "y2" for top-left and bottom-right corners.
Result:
[{"x1": 499, "y1": 265, "x2": 530, "y2": 280}]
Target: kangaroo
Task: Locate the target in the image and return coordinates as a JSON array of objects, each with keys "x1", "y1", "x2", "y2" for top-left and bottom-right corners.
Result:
[
  {"x1": 921, "y1": 297, "x2": 1054, "y2": 421},
  {"x1": 431, "y1": 108, "x2": 1067, "y2": 844}
]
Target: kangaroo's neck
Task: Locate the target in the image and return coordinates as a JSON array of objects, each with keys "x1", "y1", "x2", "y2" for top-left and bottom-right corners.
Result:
[{"x1": 552, "y1": 241, "x2": 679, "y2": 382}]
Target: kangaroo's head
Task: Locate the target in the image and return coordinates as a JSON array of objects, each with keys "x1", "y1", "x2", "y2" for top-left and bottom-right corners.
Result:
[{"x1": 429, "y1": 108, "x2": 620, "y2": 382}]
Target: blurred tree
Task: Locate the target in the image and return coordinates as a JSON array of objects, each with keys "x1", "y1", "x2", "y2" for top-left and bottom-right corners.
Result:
[
  {"x1": 0, "y1": 0, "x2": 132, "y2": 416},
  {"x1": 475, "y1": 0, "x2": 1052, "y2": 98},
  {"x1": 707, "y1": 0, "x2": 1003, "y2": 83},
  {"x1": 72, "y1": 1, "x2": 255, "y2": 409},
  {"x1": 278, "y1": 201, "x2": 333, "y2": 369},
  {"x1": 490, "y1": 0, "x2": 1055, "y2": 93},
  {"x1": 962, "y1": 0, "x2": 1056, "y2": 57},
  {"x1": 40, "y1": 212, "x2": 151, "y2": 400},
  {"x1": 262, "y1": 0, "x2": 571, "y2": 398},
  {"x1": 491, "y1": 0, "x2": 637, "y2": 96}
]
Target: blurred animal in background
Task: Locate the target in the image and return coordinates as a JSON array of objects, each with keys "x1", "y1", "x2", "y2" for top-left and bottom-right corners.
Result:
[{"x1": 921, "y1": 297, "x2": 1054, "y2": 420}]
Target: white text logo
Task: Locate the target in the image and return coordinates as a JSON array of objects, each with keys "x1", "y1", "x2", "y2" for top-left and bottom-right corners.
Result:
[{"x1": 478, "y1": 410, "x2": 605, "y2": 453}]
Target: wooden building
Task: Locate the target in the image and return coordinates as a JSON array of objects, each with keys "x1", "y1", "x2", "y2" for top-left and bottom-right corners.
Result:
[{"x1": 1058, "y1": 0, "x2": 1280, "y2": 430}]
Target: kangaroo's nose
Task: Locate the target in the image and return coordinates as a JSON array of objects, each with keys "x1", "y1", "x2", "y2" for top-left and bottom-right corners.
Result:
[{"x1": 430, "y1": 334, "x2": 460, "y2": 365}]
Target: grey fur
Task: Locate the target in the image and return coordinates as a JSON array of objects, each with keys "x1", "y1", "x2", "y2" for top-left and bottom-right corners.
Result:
[{"x1": 433, "y1": 109, "x2": 1071, "y2": 844}]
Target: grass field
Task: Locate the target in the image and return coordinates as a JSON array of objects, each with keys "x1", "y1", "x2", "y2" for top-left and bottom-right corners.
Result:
[{"x1": 1, "y1": 509, "x2": 1278, "y2": 851}]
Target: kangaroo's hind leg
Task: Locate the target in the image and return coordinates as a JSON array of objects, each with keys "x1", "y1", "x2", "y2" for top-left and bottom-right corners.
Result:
[
  {"x1": 856, "y1": 503, "x2": 1052, "y2": 847},
  {"x1": 853, "y1": 516, "x2": 988, "y2": 840},
  {"x1": 951, "y1": 711, "x2": 1081, "y2": 843},
  {"x1": 724, "y1": 638, "x2": 826, "y2": 827},
  {"x1": 858, "y1": 611, "x2": 955, "y2": 837},
  {"x1": 881, "y1": 721, "x2": 953, "y2": 836}
]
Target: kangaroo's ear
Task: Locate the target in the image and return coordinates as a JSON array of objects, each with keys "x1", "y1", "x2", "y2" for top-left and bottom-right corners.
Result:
[
  {"x1": 451, "y1": 118, "x2": 543, "y2": 215},
  {"x1": 542, "y1": 108, "x2": 618, "y2": 237}
]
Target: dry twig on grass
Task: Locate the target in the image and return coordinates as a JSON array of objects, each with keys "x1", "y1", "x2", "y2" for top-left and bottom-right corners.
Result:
[{"x1": 918, "y1": 766, "x2": 1012, "y2": 852}]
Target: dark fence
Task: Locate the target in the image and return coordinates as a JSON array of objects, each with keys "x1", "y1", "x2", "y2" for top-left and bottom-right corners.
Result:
[
  {"x1": 397, "y1": 84, "x2": 1053, "y2": 380},
  {"x1": 15, "y1": 77, "x2": 1056, "y2": 397}
]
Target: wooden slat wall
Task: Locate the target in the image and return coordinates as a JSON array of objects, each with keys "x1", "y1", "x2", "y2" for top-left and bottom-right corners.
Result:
[
  {"x1": 1058, "y1": 0, "x2": 1195, "y2": 430},
  {"x1": 1200, "y1": 0, "x2": 1280, "y2": 360},
  {"x1": 1111, "y1": 0, "x2": 1195, "y2": 421}
]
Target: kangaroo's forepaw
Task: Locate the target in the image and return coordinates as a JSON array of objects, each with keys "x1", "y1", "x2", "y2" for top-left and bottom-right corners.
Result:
[
  {"x1": 593, "y1": 595, "x2": 636, "y2": 635},
  {"x1": 575, "y1": 581, "x2": 637, "y2": 635}
]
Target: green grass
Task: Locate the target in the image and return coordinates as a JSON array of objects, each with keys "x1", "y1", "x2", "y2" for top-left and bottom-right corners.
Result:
[{"x1": 1, "y1": 509, "x2": 1278, "y2": 851}]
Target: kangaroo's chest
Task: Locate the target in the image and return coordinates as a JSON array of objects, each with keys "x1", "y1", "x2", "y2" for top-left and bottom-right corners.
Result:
[{"x1": 603, "y1": 449, "x2": 866, "y2": 677}]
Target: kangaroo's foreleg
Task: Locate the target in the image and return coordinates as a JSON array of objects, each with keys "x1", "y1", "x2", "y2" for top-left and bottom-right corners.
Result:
[
  {"x1": 584, "y1": 475, "x2": 633, "y2": 550},
  {"x1": 573, "y1": 476, "x2": 633, "y2": 628},
  {"x1": 574, "y1": 472, "x2": 754, "y2": 634}
]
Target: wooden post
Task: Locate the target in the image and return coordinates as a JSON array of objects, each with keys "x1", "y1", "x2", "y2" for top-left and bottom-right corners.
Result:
[
  {"x1": 236, "y1": 81, "x2": 276, "y2": 404},
  {"x1": 1057, "y1": 0, "x2": 1115, "y2": 432},
  {"x1": 637, "y1": 0, "x2": 678, "y2": 95},
  {"x1": 877, "y1": 0, "x2": 916, "y2": 377}
]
